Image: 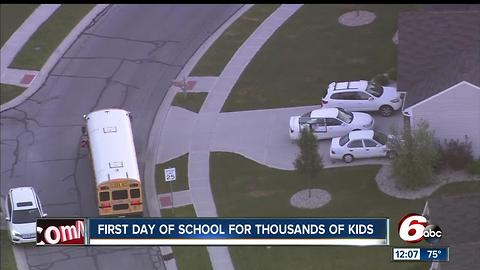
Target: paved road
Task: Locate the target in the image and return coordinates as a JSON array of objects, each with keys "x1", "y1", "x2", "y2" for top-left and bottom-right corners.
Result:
[{"x1": 1, "y1": 4, "x2": 241, "y2": 270}]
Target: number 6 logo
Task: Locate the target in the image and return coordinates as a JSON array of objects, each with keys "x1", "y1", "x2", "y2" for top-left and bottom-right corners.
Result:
[{"x1": 398, "y1": 213, "x2": 427, "y2": 243}]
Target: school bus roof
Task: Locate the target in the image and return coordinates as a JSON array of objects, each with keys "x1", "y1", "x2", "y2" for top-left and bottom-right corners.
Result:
[{"x1": 84, "y1": 109, "x2": 140, "y2": 185}]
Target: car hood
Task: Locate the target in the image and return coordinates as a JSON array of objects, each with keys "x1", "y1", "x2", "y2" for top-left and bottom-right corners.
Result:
[
  {"x1": 351, "y1": 112, "x2": 374, "y2": 126},
  {"x1": 11, "y1": 221, "x2": 36, "y2": 235},
  {"x1": 381, "y1": 86, "x2": 400, "y2": 100}
]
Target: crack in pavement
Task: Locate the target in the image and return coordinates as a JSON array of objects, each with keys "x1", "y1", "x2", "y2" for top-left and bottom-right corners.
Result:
[
  {"x1": 84, "y1": 5, "x2": 112, "y2": 32},
  {"x1": 82, "y1": 32, "x2": 180, "y2": 47},
  {"x1": 1, "y1": 109, "x2": 36, "y2": 177},
  {"x1": 31, "y1": 157, "x2": 81, "y2": 163},
  {"x1": 62, "y1": 56, "x2": 182, "y2": 67}
]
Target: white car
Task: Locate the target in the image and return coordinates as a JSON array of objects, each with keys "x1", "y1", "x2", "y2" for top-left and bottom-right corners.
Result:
[
  {"x1": 330, "y1": 130, "x2": 395, "y2": 163},
  {"x1": 289, "y1": 107, "x2": 374, "y2": 140},
  {"x1": 322, "y1": 80, "x2": 402, "y2": 116},
  {"x1": 5, "y1": 187, "x2": 47, "y2": 243}
]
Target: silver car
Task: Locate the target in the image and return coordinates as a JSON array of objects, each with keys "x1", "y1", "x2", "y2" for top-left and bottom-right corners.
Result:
[{"x1": 5, "y1": 187, "x2": 47, "y2": 243}]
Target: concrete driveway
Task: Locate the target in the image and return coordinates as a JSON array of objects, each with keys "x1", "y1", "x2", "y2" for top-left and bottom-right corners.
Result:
[
  {"x1": 157, "y1": 105, "x2": 404, "y2": 170},
  {"x1": 1, "y1": 4, "x2": 241, "y2": 270}
]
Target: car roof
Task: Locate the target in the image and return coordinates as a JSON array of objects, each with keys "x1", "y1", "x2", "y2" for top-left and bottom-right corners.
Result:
[
  {"x1": 348, "y1": 130, "x2": 374, "y2": 140},
  {"x1": 328, "y1": 80, "x2": 368, "y2": 92},
  {"x1": 10, "y1": 187, "x2": 38, "y2": 210},
  {"x1": 310, "y1": 108, "x2": 339, "y2": 118}
]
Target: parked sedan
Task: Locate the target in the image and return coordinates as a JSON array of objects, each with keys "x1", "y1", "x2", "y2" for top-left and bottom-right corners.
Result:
[
  {"x1": 289, "y1": 107, "x2": 374, "y2": 140},
  {"x1": 330, "y1": 130, "x2": 395, "y2": 163},
  {"x1": 5, "y1": 187, "x2": 47, "y2": 243}
]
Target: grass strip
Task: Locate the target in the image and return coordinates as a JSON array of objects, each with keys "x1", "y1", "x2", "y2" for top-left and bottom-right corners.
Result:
[
  {"x1": 191, "y1": 4, "x2": 280, "y2": 76},
  {"x1": 10, "y1": 4, "x2": 94, "y2": 70}
]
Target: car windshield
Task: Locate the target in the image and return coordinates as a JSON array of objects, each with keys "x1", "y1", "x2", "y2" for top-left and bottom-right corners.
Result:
[
  {"x1": 12, "y1": 208, "x2": 40, "y2": 224},
  {"x1": 366, "y1": 81, "x2": 384, "y2": 97},
  {"x1": 301, "y1": 111, "x2": 311, "y2": 118},
  {"x1": 373, "y1": 131, "x2": 388, "y2": 145},
  {"x1": 336, "y1": 108, "x2": 353, "y2": 123},
  {"x1": 339, "y1": 134, "x2": 349, "y2": 146}
]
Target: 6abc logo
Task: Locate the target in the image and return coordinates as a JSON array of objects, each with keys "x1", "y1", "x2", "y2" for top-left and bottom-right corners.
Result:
[{"x1": 398, "y1": 213, "x2": 442, "y2": 244}]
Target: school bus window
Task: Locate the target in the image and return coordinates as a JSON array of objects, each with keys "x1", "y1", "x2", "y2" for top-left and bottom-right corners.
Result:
[
  {"x1": 130, "y1": 189, "x2": 140, "y2": 198},
  {"x1": 99, "y1": 192, "x2": 110, "y2": 201},
  {"x1": 112, "y1": 190, "x2": 128, "y2": 200}
]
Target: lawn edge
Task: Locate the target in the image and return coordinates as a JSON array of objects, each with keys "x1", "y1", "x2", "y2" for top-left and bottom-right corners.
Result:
[{"x1": 0, "y1": 4, "x2": 110, "y2": 112}]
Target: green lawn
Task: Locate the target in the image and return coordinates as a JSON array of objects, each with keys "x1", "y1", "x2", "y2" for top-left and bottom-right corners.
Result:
[
  {"x1": 10, "y1": 4, "x2": 94, "y2": 70},
  {"x1": 0, "y1": 84, "x2": 26, "y2": 105},
  {"x1": 190, "y1": 4, "x2": 280, "y2": 76},
  {"x1": 160, "y1": 205, "x2": 212, "y2": 270},
  {"x1": 210, "y1": 152, "x2": 480, "y2": 270},
  {"x1": 160, "y1": 204, "x2": 196, "y2": 218},
  {"x1": 171, "y1": 92, "x2": 208, "y2": 113},
  {"x1": 0, "y1": 4, "x2": 39, "y2": 47},
  {"x1": 155, "y1": 154, "x2": 189, "y2": 194},
  {"x1": 0, "y1": 230, "x2": 17, "y2": 270},
  {"x1": 222, "y1": 4, "x2": 417, "y2": 112}
]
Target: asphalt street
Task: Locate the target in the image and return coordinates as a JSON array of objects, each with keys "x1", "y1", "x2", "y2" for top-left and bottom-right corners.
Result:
[{"x1": 1, "y1": 4, "x2": 241, "y2": 270}]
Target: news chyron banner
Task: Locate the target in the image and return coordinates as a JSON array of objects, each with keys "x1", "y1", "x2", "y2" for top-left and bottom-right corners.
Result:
[{"x1": 36, "y1": 218, "x2": 389, "y2": 246}]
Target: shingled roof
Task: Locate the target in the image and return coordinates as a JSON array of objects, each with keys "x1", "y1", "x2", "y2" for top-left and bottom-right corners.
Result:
[
  {"x1": 398, "y1": 8, "x2": 480, "y2": 108},
  {"x1": 427, "y1": 193, "x2": 480, "y2": 270}
]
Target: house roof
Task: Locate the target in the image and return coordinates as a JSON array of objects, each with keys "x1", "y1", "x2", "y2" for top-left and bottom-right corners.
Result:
[
  {"x1": 441, "y1": 242, "x2": 480, "y2": 270},
  {"x1": 398, "y1": 9, "x2": 480, "y2": 108},
  {"x1": 427, "y1": 193, "x2": 480, "y2": 246},
  {"x1": 427, "y1": 193, "x2": 480, "y2": 269}
]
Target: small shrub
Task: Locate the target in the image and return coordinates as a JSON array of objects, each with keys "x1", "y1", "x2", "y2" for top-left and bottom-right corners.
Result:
[
  {"x1": 438, "y1": 136, "x2": 473, "y2": 170},
  {"x1": 466, "y1": 160, "x2": 480, "y2": 175},
  {"x1": 390, "y1": 121, "x2": 439, "y2": 189},
  {"x1": 371, "y1": 73, "x2": 390, "y2": 86},
  {"x1": 387, "y1": 67, "x2": 397, "y2": 81}
]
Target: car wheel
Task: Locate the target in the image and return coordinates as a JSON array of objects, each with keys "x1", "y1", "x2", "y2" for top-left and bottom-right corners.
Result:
[
  {"x1": 387, "y1": 151, "x2": 396, "y2": 159},
  {"x1": 379, "y1": 105, "x2": 393, "y2": 117},
  {"x1": 343, "y1": 154, "x2": 354, "y2": 163}
]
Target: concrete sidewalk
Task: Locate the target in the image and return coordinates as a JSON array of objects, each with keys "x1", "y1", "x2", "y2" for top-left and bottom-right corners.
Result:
[
  {"x1": 187, "y1": 4, "x2": 303, "y2": 270},
  {"x1": 1, "y1": 4, "x2": 109, "y2": 111},
  {"x1": 1, "y1": 5, "x2": 60, "y2": 87},
  {"x1": 153, "y1": 4, "x2": 304, "y2": 270}
]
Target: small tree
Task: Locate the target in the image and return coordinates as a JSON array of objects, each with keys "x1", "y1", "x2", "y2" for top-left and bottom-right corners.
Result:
[
  {"x1": 294, "y1": 127, "x2": 324, "y2": 197},
  {"x1": 389, "y1": 120, "x2": 439, "y2": 189}
]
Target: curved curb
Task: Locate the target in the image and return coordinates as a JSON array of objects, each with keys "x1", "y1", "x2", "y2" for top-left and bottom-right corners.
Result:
[
  {"x1": 375, "y1": 165, "x2": 480, "y2": 199},
  {"x1": 144, "y1": 4, "x2": 253, "y2": 219},
  {"x1": 142, "y1": 5, "x2": 252, "y2": 270},
  {"x1": 0, "y1": 4, "x2": 110, "y2": 112}
]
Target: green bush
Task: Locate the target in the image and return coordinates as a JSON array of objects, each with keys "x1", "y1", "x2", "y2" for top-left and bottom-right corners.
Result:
[
  {"x1": 466, "y1": 160, "x2": 480, "y2": 175},
  {"x1": 390, "y1": 121, "x2": 439, "y2": 189},
  {"x1": 386, "y1": 67, "x2": 397, "y2": 81},
  {"x1": 438, "y1": 136, "x2": 473, "y2": 170},
  {"x1": 371, "y1": 73, "x2": 390, "y2": 86}
]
